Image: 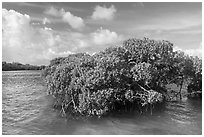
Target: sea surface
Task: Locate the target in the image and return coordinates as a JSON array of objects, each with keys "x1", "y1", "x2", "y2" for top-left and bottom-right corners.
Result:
[{"x1": 2, "y1": 71, "x2": 202, "y2": 135}]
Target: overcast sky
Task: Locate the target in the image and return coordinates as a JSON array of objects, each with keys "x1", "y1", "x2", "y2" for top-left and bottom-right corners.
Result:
[{"x1": 2, "y1": 2, "x2": 202, "y2": 65}]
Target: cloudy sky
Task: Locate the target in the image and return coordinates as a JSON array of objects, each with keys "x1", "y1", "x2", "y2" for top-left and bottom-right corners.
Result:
[{"x1": 2, "y1": 2, "x2": 202, "y2": 65}]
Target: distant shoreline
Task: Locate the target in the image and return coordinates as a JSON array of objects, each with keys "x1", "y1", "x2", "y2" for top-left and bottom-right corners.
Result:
[
  {"x1": 2, "y1": 61, "x2": 46, "y2": 71},
  {"x1": 2, "y1": 70, "x2": 43, "y2": 71}
]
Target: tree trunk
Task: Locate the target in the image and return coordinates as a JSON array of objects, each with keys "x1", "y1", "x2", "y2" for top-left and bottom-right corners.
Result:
[{"x1": 179, "y1": 78, "x2": 184, "y2": 100}]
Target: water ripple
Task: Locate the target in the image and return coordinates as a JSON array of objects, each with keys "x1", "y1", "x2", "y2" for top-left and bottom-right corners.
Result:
[{"x1": 2, "y1": 71, "x2": 202, "y2": 135}]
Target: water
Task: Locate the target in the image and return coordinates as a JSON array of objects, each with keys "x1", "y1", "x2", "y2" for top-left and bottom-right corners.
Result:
[{"x1": 2, "y1": 71, "x2": 202, "y2": 135}]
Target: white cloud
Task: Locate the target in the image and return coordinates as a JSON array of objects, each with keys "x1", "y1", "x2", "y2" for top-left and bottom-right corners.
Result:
[
  {"x1": 44, "y1": 27, "x2": 52, "y2": 31},
  {"x1": 62, "y1": 11, "x2": 84, "y2": 30},
  {"x1": 184, "y1": 44, "x2": 202, "y2": 57},
  {"x1": 45, "y1": 48, "x2": 74, "y2": 59},
  {"x1": 44, "y1": 6, "x2": 62, "y2": 17},
  {"x1": 173, "y1": 46, "x2": 182, "y2": 52},
  {"x1": 91, "y1": 5, "x2": 116, "y2": 20},
  {"x1": 173, "y1": 44, "x2": 202, "y2": 58},
  {"x1": 91, "y1": 27, "x2": 123, "y2": 45},
  {"x1": 44, "y1": 6, "x2": 84, "y2": 30},
  {"x1": 2, "y1": 9, "x2": 124, "y2": 65},
  {"x1": 42, "y1": 17, "x2": 51, "y2": 24},
  {"x1": 2, "y1": 9, "x2": 74, "y2": 65},
  {"x1": 32, "y1": 22, "x2": 40, "y2": 25}
]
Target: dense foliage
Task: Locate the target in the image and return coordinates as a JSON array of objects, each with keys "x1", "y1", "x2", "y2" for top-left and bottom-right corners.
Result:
[
  {"x1": 43, "y1": 37, "x2": 202, "y2": 117},
  {"x1": 186, "y1": 56, "x2": 202, "y2": 95},
  {"x1": 2, "y1": 61, "x2": 46, "y2": 71}
]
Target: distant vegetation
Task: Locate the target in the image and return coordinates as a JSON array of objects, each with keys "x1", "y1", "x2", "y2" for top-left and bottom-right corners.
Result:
[
  {"x1": 43, "y1": 37, "x2": 202, "y2": 118},
  {"x1": 2, "y1": 61, "x2": 46, "y2": 71}
]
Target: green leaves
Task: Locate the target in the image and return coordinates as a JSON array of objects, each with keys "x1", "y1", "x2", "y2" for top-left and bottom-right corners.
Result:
[
  {"x1": 131, "y1": 62, "x2": 151, "y2": 83},
  {"x1": 42, "y1": 37, "x2": 201, "y2": 117}
]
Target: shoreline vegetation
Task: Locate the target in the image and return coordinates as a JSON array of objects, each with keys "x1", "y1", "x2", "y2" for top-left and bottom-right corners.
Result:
[
  {"x1": 7, "y1": 37, "x2": 201, "y2": 118},
  {"x1": 42, "y1": 37, "x2": 202, "y2": 118},
  {"x1": 2, "y1": 61, "x2": 46, "y2": 71}
]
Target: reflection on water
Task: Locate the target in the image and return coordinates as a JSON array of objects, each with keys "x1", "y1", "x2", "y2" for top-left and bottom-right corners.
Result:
[{"x1": 2, "y1": 71, "x2": 202, "y2": 135}]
